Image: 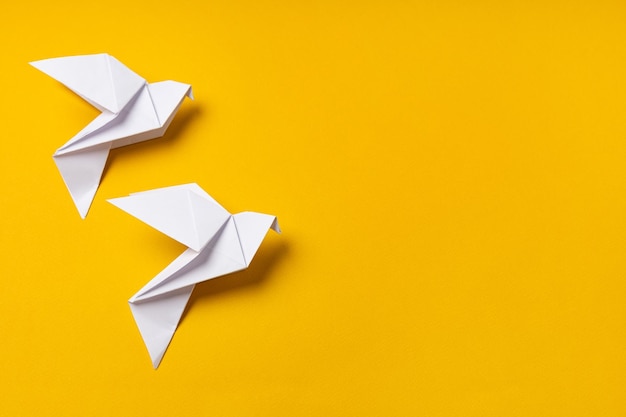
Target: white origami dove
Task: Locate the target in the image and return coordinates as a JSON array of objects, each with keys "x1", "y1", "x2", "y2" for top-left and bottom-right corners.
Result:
[
  {"x1": 108, "y1": 183, "x2": 281, "y2": 368},
  {"x1": 30, "y1": 53, "x2": 193, "y2": 218}
]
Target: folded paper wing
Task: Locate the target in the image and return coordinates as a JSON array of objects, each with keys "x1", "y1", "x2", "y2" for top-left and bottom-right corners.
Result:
[
  {"x1": 30, "y1": 53, "x2": 145, "y2": 114},
  {"x1": 30, "y1": 54, "x2": 193, "y2": 218},
  {"x1": 109, "y1": 184, "x2": 231, "y2": 252},
  {"x1": 108, "y1": 184, "x2": 280, "y2": 368}
]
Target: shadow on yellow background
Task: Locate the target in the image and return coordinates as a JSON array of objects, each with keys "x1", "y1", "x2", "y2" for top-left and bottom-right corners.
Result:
[{"x1": 2, "y1": 0, "x2": 626, "y2": 415}]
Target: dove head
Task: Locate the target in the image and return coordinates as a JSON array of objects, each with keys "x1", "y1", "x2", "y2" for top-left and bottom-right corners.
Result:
[
  {"x1": 233, "y1": 212, "x2": 281, "y2": 265},
  {"x1": 147, "y1": 81, "x2": 194, "y2": 127}
]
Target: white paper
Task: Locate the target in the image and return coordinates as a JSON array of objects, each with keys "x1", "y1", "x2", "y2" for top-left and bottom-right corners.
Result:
[
  {"x1": 109, "y1": 183, "x2": 280, "y2": 368},
  {"x1": 30, "y1": 53, "x2": 194, "y2": 218}
]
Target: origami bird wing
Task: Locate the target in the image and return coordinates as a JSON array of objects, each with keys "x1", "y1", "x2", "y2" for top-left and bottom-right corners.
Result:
[
  {"x1": 108, "y1": 183, "x2": 232, "y2": 252},
  {"x1": 30, "y1": 53, "x2": 145, "y2": 114}
]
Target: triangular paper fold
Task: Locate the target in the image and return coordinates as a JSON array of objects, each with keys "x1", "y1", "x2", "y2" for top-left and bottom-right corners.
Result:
[
  {"x1": 234, "y1": 212, "x2": 281, "y2": 265},
  {"x1": 30, "y1": 53, "x2": 144, "y2": 113},
  {"x1": 148, "y1": 81, "x2": 194, "y2": 126},
  {"x1": 108, "y1": 186, "x2": 231, "y2": 251},
  {"x1": 107, "y1": 55, "x2": 146, "y2": 113},
  {"x1": 129, "y1": 285, "x2": 194, "y2": 368},
  {"x1": 53, "y1": 142, "x2": 111, "y2": 218}
]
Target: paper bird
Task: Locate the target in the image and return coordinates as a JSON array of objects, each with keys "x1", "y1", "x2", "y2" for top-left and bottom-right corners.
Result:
[
  {"x1": 30, "y1": 53, "x2": 193, "y2": 218},
  {"x1": 108, "y1": 183, "x2": 281, "y2": 368}
]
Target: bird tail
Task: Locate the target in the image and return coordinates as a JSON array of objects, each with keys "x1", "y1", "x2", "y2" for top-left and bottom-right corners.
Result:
[
  {"x1": 53, "y1": 142, "x2": 111, "y2": 219},
  {"x1": 129, "y1": 285, "x2": 195, "y2": 369}
]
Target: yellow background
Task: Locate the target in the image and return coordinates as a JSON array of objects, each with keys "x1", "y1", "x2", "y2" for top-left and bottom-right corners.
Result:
[{"x1": 2, "y1": 0, "x2": 626, "y2": 415}]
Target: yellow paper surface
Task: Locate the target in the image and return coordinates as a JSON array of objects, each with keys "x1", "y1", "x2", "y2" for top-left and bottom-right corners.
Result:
[{"x1": 2, "y1": 1, "x2": 626, "y2": 415}]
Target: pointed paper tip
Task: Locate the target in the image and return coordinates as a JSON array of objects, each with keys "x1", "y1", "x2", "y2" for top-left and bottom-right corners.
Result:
[
  {"x1": 107, "y1": 197, "x2": 127, "y2": 212},
  {"x1": 29, "y1": 60, "x2": 46, "y2": 71},
  {"x1": 65, "y1": 185, "x2": 96, "y2": 219},
  {"x1": 187, "y1": 88, "x2": 195, "y2": 100},
  {"x1": 76, "y1": 200, "x2": 91, "y2": 219},
  {"x1": 76, "y1": 191, "x2": 93, "y2": 218},
  {"x1": 152, "y1": 356, "x2": 163, "y2": 369},
  {"x1": 271, "y1": 218, "x2": 281, "y2": 234}
]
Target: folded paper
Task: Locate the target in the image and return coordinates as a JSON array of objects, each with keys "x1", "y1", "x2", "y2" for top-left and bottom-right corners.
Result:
[
  {"x1": 109, "y1": 183, "x2": 280, "y2": 368},
  {"x1": 30, "y1": 53, "x2": 193, "y2": 218}
]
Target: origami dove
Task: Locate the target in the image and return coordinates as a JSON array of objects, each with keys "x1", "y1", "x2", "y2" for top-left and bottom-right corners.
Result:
[
  {"x1": 30, "y1": 53, "x2": 193, "y2": 218},
  {"x1": 108, "y1": 183, "x2": 281, "y2": 368}
]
